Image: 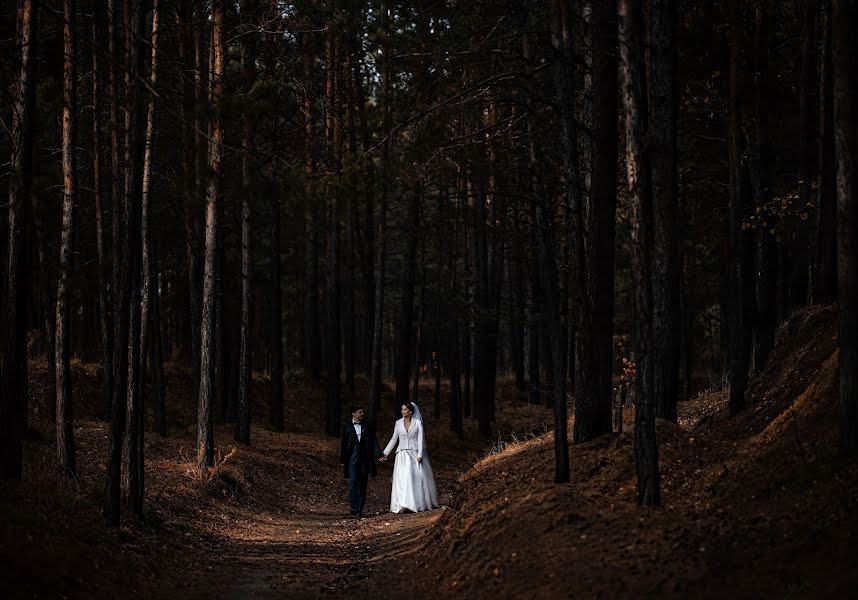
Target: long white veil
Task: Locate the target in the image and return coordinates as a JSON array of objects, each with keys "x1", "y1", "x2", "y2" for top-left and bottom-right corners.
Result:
[{"x1": 410, "y1": 403, "x2": 428, "y2": 454}]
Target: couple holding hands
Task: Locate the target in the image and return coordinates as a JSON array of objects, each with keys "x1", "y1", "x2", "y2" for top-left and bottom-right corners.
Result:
[{"x1": 339, "y1": 402, "x2": 438, "y2": 518}]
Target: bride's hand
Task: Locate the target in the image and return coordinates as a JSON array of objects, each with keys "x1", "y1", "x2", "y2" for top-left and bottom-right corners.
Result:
[{"x1": 379, "y1": 456, "x2": 387, "y2": 462}]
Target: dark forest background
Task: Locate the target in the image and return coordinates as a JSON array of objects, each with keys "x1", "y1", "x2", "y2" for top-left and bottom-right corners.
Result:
[{"x1": 1, "y1": 0, "x2": 857, "y2": 554}]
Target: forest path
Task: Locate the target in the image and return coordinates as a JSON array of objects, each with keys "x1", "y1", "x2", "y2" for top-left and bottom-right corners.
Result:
[{"x1": 181, "y1": 419, "x2": 477, "y2": 600}]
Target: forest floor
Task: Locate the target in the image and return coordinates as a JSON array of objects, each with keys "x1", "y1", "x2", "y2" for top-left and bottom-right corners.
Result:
[{"x1": 3, "y1": 305, "x2": 858, "y2": 599}]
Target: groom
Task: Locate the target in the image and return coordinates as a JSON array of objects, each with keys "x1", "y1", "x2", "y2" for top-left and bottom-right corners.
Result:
[{"x1": 339, "y1": 405, "x2": 382, "y2": 518}]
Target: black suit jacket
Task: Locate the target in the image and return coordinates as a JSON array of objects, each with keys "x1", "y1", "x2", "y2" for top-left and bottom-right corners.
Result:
[{"x1": 340, "y1": 420, "x2": 382, "y2": 479}]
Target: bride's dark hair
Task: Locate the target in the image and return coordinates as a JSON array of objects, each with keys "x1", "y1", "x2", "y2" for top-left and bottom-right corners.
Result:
[{"x1": 402, "y1": 402, "x2": 415, "y2": 415}]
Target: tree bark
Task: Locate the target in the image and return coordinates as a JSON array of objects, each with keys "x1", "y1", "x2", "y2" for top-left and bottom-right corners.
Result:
[
  {"x1": 325, "y1": 9, "x2": 343, "y2": 437},
  {"x1": 105, "y1": 0, "x2": 128, "y2": 526},
  {"x1": 149, "y1": 243, "x2": 166, "y2": 437},
  {"x1": 394, "y1": 190, "x2": 423, "y2": 416},
  {"x1": 620, "y1": 0, "x2": 660, "y2": 505},
  {"x1": 198, "y1": 0, "x2": 225, "y2": 471},
  {"x1": 573, "y1": 0, "x2": 618, "y2": 443},
  {"x1": 91, "y1": 2, "x2": 113, "y2": 424},
  {"x1": 236, "y1": 0, "x2": 257, "y2": 446},
  {"x1": 270, "y1": 196, "x2": 284, "y2": 431},
  {"x1": 56, "y1": 0, "x2": 78, "y2": 478},
  {"x1": 752, "y1": 1, "x2": 778, "y2": 373},
  {"x1": 536, "y1": 0, "x2": 570, "y2": 483},
  {"x1": 649, "y1": 0, "x2": 680, "y2": 422},
  {"x1": 832, "y1": 0, "x2": 858, "y2": 453},
  {"x1": 123, "y1": 0, "x2": 149, "y2": 516},
  {"x1": 816, "y1": 1, "x2": 838, "y2": 304},
  {"x1": 727, "y1": 0, "x2": 755, "y2": 415},
  {"x1": 1, "y1": 0, "x2": 38, "y2": 480}
]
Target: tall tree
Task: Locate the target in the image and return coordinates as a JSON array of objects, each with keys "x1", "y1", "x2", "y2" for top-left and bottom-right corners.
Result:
[
  {"x1": 105, "y1": 0, "x2": 128, "y2": 526},
  {"x1": 1, "y1": 0, "x2": 38, "y2": 480},
  {"x1": 752, "y1": 0, "x2": 778, "y2": 372},
  {"x1": 91, "y1": 0, "x2": 113, "y2": 425},
  {"x1": 56, "y1": 0, "x2": 78, "y2": 478},
  {"x1": 573, "y1": 0, "x2": 618, "y2": 443},
  {"x1": 236, "y1": 0, "x2": 258, "y2": 446},
  {"x1": 302, "y1": 6, "x2": 322, "y2": 380},
  {"x1": 620, "y1": 0, "x2": 660, "y2": 505},
  {"x1": 543, "y1": 0, "x2": 571, "y2": 483},
  {"x1": 816, "y1": 0, "x2": 838, "y2": 304},
  {"x1": 325, "y1": 7, "x2": 343, "y2": 437},
  {"x1": 122, "y1": 0, "x2": 148, "y2": 515},
  {"x1": 727, "y1": 0, "x2": 755, "y2": 415},
  {"x1": 832, "y1": 0, "x2": 858, "y2": 453},
  {"x1": 198, "y1": 0, "x2": 225, "y2": 470},
  {"x1": 650, "y1": 0, "x2": 680, "y2": 422}
]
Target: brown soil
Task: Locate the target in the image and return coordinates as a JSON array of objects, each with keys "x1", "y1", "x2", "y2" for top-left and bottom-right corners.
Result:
[{"x1": 2, "y1": 305, "x2": 857, "y2": 599}]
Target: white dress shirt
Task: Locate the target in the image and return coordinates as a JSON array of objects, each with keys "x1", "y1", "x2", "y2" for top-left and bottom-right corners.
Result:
[{"x1": 353, "y1": 421, "x2": 362, "y2": 442}]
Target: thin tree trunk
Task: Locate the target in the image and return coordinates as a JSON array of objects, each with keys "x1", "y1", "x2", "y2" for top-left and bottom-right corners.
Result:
[
  {"x1": 412, "y1": 304, "x2": 424, "y2": 406},
  {"x1": 236, "y1": 0, "x2": 257, "y2": 446},
  {"x1": 816, "y1": 1, "x2": 838, "y2": 304},
  {"x1": 1, "y1": 0, "x2": 38, "y2": 480},
  {"x1": 303, "y1": 16, "x2": 321, "y2": 380},
  {"x1": 368, "y1": 196, "x2": 387, "y2": 425},
  {"x1": 56, "y1": 0, "x2": 78, "y2": 478},
  {"x1": 650, "y1": 0, "x2": 680, "y2": 422},
  {"x1": 325, "y1": 11, "x2": 342, "y2": 438},
  {"x1": 105, "y1": 0, "x2": 128, "y2": 526},
  {"x1": 727, "y1": 0, "x2": 755, "y2": 415},
  {"x1": 832, "y1": 0, "x2": 858, "y2": 453},
  {"x1": 270, "y1": 196, "x2": 284, "y2": 431},
  {"x1": 574, "y1": 0, "x2": 618, "y2": 443},
  {"x1": 198, "y1": 0, "x2": 225, "y2": 471},
  {"x1": 620, "y1": 0, "x2": 660, "y2": 505},
  {"x1": 394, "y1": 190, "x2": 422, "y2": 416},
  {"x1": 123, "y1": 0, "x2": 148, "y2": 516},
  {"x1": 149, "y1": 244, "x2": 166, "y2": 437},
  {"x1": 527, "y1": 232, "x2": 541, "y2": 405},
  {"x1": 91, "y1": 3, "x2": 113, "y2": 424},
  {"x1": 752, "y1": 1, "x2": 778, "y2": 373}
]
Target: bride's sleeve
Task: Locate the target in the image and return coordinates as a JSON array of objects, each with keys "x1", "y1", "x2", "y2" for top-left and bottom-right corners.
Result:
[
  {"x1": 383, "y1": 421, "x2": 398, "y2": 457},
  {"x1": 416, "y1": 421, "x2": 424, "y2": 459}
]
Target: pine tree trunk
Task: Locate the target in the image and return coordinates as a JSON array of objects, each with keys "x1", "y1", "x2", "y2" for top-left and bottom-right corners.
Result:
[
  {"x1": 236, "y1": 0, "x2": 257, "y2": 446},
  {"x1": 178, "y1": 0, "x2": 199, "y2": 371},
  {"x1": 394, "y1": 191, "x2": 422, "y2": 415},
  {"x1": 56, "y1": 0, "x2": 78, "y2": 478},
  {"x1": 106, "y1": 0, "x2": 128, "y2": 526},
  {"x1": 123, "y1": 0, "x2": 149, "y2": 516},
  {"x1": 149, "y1": 243, "x2": 166, "y2": 437},
  {"x1": 1, "y1": 0, "x2": 38, "y2": 480},
  {"x1": 270, "y1": 198, "x2": 284, "y2": 431},
  {"x1": 368, "y1": 196, "x2": 387, "y2": 425},
  {"x1": 649, "y1": 0, "x2": 680, "y2": 422},
  {"x1": 197, "y1": 0, "x2": 224, "y2": 470},
  {"x1": 91, "y1": 5, "x2": 113, "y2": 424},
  {"x1": 324, "y1": 13, "x2": 342, "y2": 438},
  {"x1": 620, "y1": 0, "x2": 660, "y2": 505},
  {"x1": 832, "y1": 0, "x2": 858, "y2": 453},
  {"x1": 302, "y1": 18, "x2": 321, "y2": 380},
  {"x1": 574, "y1": 0, "x2": 618, "y2": 443},
  {"x1": 727, "y1": 0, "x2": 755, "y2": 415},
  {"x1": 752, "y1": 1, "x2": 778, "y2": 373},
  {"x1": 816, "y1": 2, "x2": 838, "y2": 304},
  {"x1": 527, "y1": 233, "x2": 541, "y2": 405}
]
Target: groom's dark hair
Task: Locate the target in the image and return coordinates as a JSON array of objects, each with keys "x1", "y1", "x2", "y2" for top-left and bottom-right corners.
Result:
[{"x1": 350, "y1": 404, "x2": 364, "y2": 414}]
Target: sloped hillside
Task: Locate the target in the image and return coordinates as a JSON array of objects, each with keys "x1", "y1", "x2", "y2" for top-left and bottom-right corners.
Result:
[{"x1": 420, "y1": 305, "x2": 858, "y2": 599}]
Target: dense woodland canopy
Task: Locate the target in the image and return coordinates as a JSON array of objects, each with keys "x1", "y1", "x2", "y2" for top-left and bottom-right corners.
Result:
[{"x1": 1, "y1": 0, "x2": 857, "y2": 571}]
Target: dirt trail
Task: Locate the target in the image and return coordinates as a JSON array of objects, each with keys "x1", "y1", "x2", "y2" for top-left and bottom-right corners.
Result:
[{"x1": 195, "y1": 430, "x2": 450, "y2": 600}]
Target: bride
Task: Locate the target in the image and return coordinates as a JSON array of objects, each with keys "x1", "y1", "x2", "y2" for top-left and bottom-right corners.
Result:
[{"x1": 379, "y1": 402, "x2": 439, "y2": 513}]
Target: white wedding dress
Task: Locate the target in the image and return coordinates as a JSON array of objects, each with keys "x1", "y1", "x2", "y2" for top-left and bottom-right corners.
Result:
[{"x1": 382, "y1": 405, "x2": 438, "y2": 513}]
